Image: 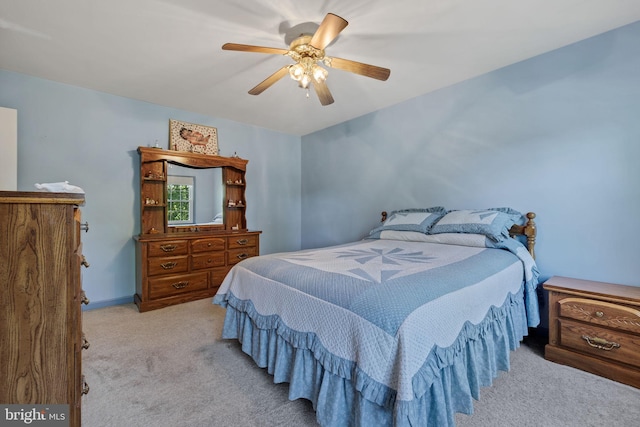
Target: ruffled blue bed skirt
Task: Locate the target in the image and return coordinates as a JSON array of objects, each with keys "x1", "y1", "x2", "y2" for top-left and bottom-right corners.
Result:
[{"x1": 216, "y1": 285, "x2": 530, "y2": 427}]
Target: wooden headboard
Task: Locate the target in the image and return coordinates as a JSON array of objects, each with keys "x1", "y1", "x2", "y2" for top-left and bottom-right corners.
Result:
[
  {"x1": 508, "y1": 212, "x2": 537, "y2": 259},
  {"x1": 379, "y1": 211, "x2": 537, "y2": 259}
]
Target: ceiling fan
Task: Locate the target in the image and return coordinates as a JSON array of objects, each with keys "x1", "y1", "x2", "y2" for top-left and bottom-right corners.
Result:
[{"x1": 222, "y1": 13, "x2": 391, "y2": 106}]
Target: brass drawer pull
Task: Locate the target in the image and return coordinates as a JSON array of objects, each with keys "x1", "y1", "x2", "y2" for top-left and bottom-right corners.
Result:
[
  {"x1": 80, "y1": 221, "x2": 89, "y2": 233},
  {"x1": 81, "y1": 255, "x2": 90, "y2": 268},
  {"x1": 160, "y1": 244, "x2": 177, "y2": 252},
  {"x1": 236, "y1": 239, "x2": 249, "y2": 245},
  {"x1": 82, "y1": 334, "x2": 90, "y2": 350},
  {"x1": 81, "y1": 376, "x2": 90, "y2": 395},
  {"x1": 237, "y1": 253, "x2": 249, "y2": 260},
  {"x1": 161, "y1": 261, "x2": 177, "y2": 269},
  {"x1": 172, "y1": 281, "x2": 189, "y2": 289},
  {"x1": 581, "y1": 335, "x2": 620, "y2": 351},
  {"x1": 81, "y1": 291, "x2": 90, "y2": 305}
]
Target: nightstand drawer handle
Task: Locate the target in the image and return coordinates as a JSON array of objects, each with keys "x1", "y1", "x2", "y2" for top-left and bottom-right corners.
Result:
[
  {"x1": 172, "y1": 281, "x2": 189, "y2": 289},
  {"x1": 161, "y1": 261, "x2": 177, "y2": 269},
  {"x1": 594, "y1": 311, "x2": 604, "y2": 318},
  {"x1": 81, "y1": 291, "x2": 90, "y2": 305},
  {"x1": 581, "y1": 335, "x2": 620, "y2": 351},
  {"x1": 236, "y1": 239, "x2": 249, "y2": 245},
  {"x1": 237, "y1": 253, "x2": 249, "y2": 260},
  {"x1": 81, "y1": 255, "x2": 90, "y2": 268},
  {"x1": 160, "y1": 244, "x2": 177, "y2": 252}
]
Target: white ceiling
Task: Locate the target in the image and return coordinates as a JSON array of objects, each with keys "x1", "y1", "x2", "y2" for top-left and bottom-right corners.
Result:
[{"x1": 1, "y1": 1, "x2": 639, "y2": 136}]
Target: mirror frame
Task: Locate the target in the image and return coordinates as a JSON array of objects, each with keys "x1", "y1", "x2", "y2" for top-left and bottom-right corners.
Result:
[{"x1": 138, "y1": 146, "x2": 248, "y2": 235}]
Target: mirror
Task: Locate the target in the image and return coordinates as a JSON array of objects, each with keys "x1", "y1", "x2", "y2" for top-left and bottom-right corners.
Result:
[
  {"x1": 138, "y1": 146, "x2": 248, "y2": 234},
  {"x1": 167, "y1": 164, "x2": 223, "y2": 226}
]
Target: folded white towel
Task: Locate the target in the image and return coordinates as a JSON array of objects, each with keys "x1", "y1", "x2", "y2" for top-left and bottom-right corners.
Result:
[{"x1": 34, "y1": 181, "x2": 85, "y2": 193}]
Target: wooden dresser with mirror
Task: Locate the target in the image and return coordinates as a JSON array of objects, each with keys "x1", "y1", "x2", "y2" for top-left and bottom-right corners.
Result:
[{"x1": 135, "y1": 147, "x2": 261, "y2": 312}]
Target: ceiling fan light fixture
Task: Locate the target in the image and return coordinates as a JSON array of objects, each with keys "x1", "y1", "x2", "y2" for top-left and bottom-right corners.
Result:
[
  {"x1": 313, "y1": 65, "x2": 328, "y2": 82},
  {"x1": 299, "y1": 74, "x2": 311, "y2": 89},
  {"x1": 289, "y1": 56, "x2": 327, "y2": 89},
  {"x1": 289, "y1": 63, "x2": 305, "y2": 81}
]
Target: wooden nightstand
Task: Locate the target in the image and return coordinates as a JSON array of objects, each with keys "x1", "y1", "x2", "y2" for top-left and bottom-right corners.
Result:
[{"x1": 544, "y1": 276, "x2": 640, "y2": 388}]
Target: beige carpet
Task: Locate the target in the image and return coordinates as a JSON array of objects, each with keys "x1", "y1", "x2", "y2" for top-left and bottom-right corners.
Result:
[{"x1": 81, "y1": 298, "x2": 640, "y2": 427}]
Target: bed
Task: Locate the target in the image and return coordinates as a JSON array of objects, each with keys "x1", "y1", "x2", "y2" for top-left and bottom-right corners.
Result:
[{"x1": 213, "y1": 207, "x2": 540, "y2": 426}]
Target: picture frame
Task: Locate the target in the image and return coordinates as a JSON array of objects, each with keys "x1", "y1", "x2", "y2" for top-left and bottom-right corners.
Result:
[{"x1": 169, "y1": 119, "x2": 218, "y2": 155}]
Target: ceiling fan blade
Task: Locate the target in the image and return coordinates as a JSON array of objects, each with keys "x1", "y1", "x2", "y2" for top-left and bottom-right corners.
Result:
[
  {"x1": 248, "y1": 66, "x2": 290, "y2": 95},
  {"x1": 327, "y1": 57, "x2": 391, "y2": 81},
  {"x1": 222, "y1": 43, "x2": 288, "y2": 55},
  {"x1": 313, "y1": 79, "x2": 334, "y2": 106},
  {"x1": 309, "y1": 13, "x2": 348, "y2": 50}
]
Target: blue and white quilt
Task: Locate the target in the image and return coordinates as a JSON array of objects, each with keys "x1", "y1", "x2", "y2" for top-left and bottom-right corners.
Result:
[{"x1": 214, "y1": 238, "x2": 540, "y2": 426}]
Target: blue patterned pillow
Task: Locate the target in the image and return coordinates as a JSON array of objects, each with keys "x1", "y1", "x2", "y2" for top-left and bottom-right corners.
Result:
[
  {"x1": 368, "y1": 207, "x2": 446, "y2": 238},
  {"x1": 430, "y1": 209, "x2": 517, "y2": 242}
]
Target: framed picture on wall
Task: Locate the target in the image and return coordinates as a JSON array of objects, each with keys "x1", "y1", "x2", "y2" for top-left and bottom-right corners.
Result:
[{"x1": 169, "y1": 119, "x2": 218, "y2": 155}]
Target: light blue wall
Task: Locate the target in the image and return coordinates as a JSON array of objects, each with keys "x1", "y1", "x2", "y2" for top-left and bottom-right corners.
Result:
[
  {"x1": 301, "y1": 21, "x2": 640, "y2": 289},
  {"x1": 3, "y1": 21, "x2": 639, "y2": 311},
  {"x1": 0, "y1": 70, "x2": 301, "y2": 307}
]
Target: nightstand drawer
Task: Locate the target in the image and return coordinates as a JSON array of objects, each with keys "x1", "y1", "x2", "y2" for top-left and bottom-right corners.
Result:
[
  {"x1": 558, "y1": 318, "x2": 640, "y2": 368},
  {"x1": 559, "y1": 297, "x2": 640, "y2": 334}
]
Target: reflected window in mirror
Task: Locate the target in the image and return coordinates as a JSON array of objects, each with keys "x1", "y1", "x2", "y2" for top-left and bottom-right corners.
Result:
[
  {"x1": 167, "y1": 164, "x2": 224, "y2": 226},
  {"x1": 167, "y1": 175, "x2": 194, "y2": 224}
]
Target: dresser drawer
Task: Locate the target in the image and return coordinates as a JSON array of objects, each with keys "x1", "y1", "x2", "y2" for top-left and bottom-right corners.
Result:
[
  {"x1": 147, "y1": 255, "x2": 189, "y2": 276},
  {"x1": 148, "y1": 272, "x2": 208, "y2": 299},
  {"x1": 228, "y1": 235, "x2": 257, "y2": 249},
  {"x1": 191, "y1": 253, "x2": 225, "y2": 270},
  {"x1": 211, "y1": 267, "x2": 231, "y2": 287},
  {"x1": 558, "y1": 318, "x2": 640, "y2": 368},
  {"x1": 148, "y1": 240, "x2": 188, "y2": 257},
  {"x1": 228, "y1": 246, "x2": 257, "y2": 265},
  {"x1": 192, "y1": 237, "x2": 226, "y2": 253},
  {"x1": 559, "y1": 297, "x2": 640, "y2": 334}
]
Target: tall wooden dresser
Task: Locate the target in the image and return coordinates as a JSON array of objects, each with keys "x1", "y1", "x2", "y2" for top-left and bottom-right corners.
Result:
[{"x1": 0, "y1": 191, "x2": 90, "y2": 427}]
